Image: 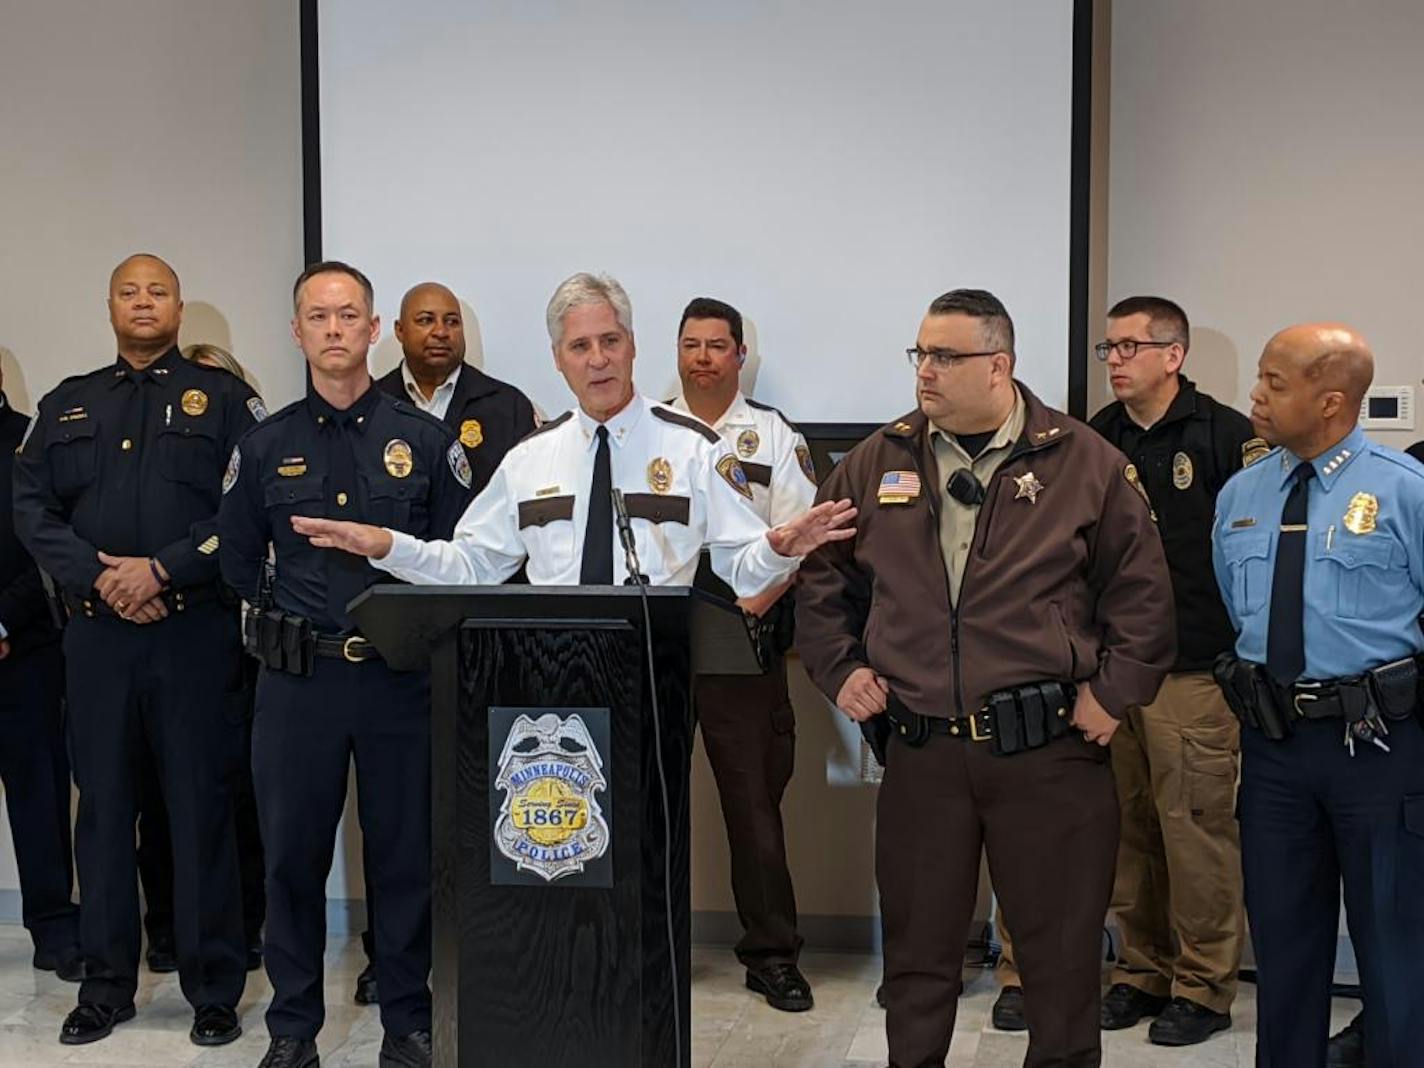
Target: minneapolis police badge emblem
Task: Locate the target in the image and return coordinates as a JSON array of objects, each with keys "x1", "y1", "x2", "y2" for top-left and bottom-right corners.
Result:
[{"x1": 494, "y1": 712, "x2": 610, "y2": 882}]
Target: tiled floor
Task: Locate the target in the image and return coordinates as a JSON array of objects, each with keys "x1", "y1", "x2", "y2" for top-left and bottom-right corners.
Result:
[{"x1": 0, "y1": 925, "x2": 1361, "y2": 1066}]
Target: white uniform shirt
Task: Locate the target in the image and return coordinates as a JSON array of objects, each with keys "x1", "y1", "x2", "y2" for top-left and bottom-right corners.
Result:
[
  {"x1": 668, "y1": 390, "x2": 818, "y2": 527},
  {"x1": 399, "y1": 361, "x2": 462, "y2": 421},
  {"x1": 375, "y1": 395, "x2": 798, "y2": 595}
]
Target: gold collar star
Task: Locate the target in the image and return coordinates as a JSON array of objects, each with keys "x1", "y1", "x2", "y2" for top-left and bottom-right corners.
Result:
[{"x1": 1013, "y1": 471, "x2": 1044, "y2": 503}]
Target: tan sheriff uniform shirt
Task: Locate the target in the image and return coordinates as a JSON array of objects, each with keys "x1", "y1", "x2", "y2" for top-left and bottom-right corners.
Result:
[{"x1": 930, "y1": 388, "x2": 1026, "y2": 605}]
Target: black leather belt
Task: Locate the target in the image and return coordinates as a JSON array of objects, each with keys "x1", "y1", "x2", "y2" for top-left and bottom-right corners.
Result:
[
  {"x1": 887, "y1": 707, "x2": 997, "y2": 743},
  {"x1": 312, "y1": 634, "x2": 380, "y2": 663},
  {"x1": 64, "y1": 584, "x2": 220, "y2": 620}
]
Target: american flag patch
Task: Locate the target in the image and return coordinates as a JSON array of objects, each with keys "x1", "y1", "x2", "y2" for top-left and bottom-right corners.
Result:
[{"x1": 877, "y1": 470, "x2": 921, "y2": 503}]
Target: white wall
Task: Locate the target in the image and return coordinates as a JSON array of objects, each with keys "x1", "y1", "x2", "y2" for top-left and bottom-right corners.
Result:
[
  {"x1": 1106, "y1": 0, "x2": 1424, "y2": 448},
  {"x1": 0, "y1": 0, "x2": 306, "y2": 897}
]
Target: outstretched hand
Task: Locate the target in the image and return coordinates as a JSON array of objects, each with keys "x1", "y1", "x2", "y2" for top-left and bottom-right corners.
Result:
[
  {"x1": 290, "y1": 516, "x2": 395, "y2": 560},
  {"x1": 766, "y1": 498, "x2": 857, "y2": 558}
]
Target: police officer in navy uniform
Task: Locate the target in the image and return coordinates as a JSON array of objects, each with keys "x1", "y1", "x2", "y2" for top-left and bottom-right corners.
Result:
[
  {"x1": 219, "y1": 261, "x2": 469, "y2": 1068},
  {"x1": 352, "y1": 280, "x2": 535, "y2": 1006},
  {"x1": 0, "y1": 365, "x2": 82, "y2": 982},
  {"x1": 1211, "y1": 323, "x2": 1424, "y2": 1068},
  {"x1": 14, "y1": 254, "x2": 259, "y2": 1047}
]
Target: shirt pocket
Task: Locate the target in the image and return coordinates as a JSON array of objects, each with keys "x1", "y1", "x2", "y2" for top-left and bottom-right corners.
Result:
[
  {"x1": 364, "y1": 473, "x2": 430, "y2": 532},
  {"x1": 1218, "y1": 530, "x2": 1272, "y2": 616},
  {"x1": 1315, "y1": 534, "x2": 1401, "y2": 619},
  {"x1": 517, "y1": 495, "x2": 577, "y2": 573},
  {"x1": 264, "y1": 476, "x2": 325, "y2": 517},
  {"x1": 46, "y1": 420, "x2": 99, "y2": 498},
  {"x1": 158, "y1": 423, "x2": 220, "y2": 489}
]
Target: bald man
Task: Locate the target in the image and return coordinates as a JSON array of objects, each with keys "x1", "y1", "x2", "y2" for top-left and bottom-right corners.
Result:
[
  {"x1": 14, "y1": 254, "x2": 262, "y2": 1046},
  {"x1": 379, "y1": 282, "x2": 536, "y2": 498},
  {"x1": 1211, "y1": 324, "x2": 1424, "y2": 1068}
]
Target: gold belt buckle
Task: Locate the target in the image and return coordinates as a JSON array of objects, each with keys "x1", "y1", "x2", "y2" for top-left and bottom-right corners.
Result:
[
  {"x1": 342, "y1": 636, "x2": 370, "y2": 663},
  {"x1": 970, "y1": 712, "x2": 992, "y2": 743}
]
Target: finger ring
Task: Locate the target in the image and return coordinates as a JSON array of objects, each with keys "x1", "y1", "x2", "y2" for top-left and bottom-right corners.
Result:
[{"x1": 116, "y1": 601, "x2": 127, "y2": 612}]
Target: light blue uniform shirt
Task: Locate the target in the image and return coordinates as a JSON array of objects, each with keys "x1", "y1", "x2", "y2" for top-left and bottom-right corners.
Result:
[{"x1": 1212, "y1": 425, "x2": 1424, "y2": 680}]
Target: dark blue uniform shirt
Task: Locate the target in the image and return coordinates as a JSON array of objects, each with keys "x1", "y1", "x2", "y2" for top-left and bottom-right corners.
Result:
[
  {"x1": 13, "y1": 347, "x2": 262, "y2": 595},
  {"x1": 218, "y1": 383, "x2": 469, "y2": 634}
]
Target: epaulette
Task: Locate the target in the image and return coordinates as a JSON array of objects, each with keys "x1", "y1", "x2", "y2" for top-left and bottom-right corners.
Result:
[
  {"x1": 651, "y1": 404, "x2": 719, "y2": 444},
  {"x1": 744, "y1": 396, "x2": 801, "y2": 433},
  {"x1": 519, "y1": 409, "x2": 573, "y2": 443}
]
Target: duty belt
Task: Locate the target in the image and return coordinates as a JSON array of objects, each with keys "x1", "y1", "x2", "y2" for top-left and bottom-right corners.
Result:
[
  {"x1": 243, "y1": 608, "x2": 381, "y2": 675},
  {"x1": 313, "y1": 634, "x2": 379, "y2": 663},
  {"x1": 1214, "y1": 653, "x2": 1422, "y2": 742},
  {"x1": 884, "y1": 680, "x2": 1077, "y2": 758},
  {"x1": 63, "y1": 583, "x2": 221, "y2": 620}
]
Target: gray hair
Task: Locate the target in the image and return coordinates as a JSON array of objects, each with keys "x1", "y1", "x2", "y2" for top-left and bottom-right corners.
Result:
[{"x1": 545, "y1": 272, "x2": 634, "y2": 347}]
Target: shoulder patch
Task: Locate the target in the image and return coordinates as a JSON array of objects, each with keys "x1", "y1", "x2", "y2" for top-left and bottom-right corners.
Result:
[
  {"x1": 520, "y1": 409, "x2": 572, "y2": 442},
  {"x1": 652, "y1": 404, "x2": 720, "y2": 444},
  {"x1": 447, "y1": 439, "x2": 472, "y2": 489},
  {"x1": 715, "y1": 454, "x2": 754, "y2": 500},
  {"x1": 795, "y1": 443, "x2": 818, "y2": 485},
  {"x1": 744, "y1": 396, "x2": 801, "y2": 433},
  {"x1": 222, "y1": 445, "x2": 241, "y2": 495},
  {"x1": 1123, "y1": 463, "x2": 1157, "y2": 521},
  {"x1": 1242, "y1": 437, "x2": 1271, "y2": 467},
  {"x1": 247, "y1": 396, "x2": 268, "y2": 422}
]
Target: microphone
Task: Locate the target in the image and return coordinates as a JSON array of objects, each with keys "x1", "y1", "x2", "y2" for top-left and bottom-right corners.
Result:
[
  {"x1": 947, "y1": 468, "x2": 987, "y2": 507},
  {"x1": 611, "y1": 488, "x2": 649, "y2": 586}
]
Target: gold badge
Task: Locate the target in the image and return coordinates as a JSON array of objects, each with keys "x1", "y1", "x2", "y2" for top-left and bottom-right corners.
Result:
[
  {"x1": 1124, "y1": 463, "x2": 1157, "y2": 519},
  {"x1": 647, "y1": 457, "x2": 673, "y2": 494},
  {"x1": 736, "y1": 428, "x2": 760, "y2": 459},
  {"x1": 1242, "y1": 437, "x2": 1271, "y2": 467},
  {"x1": 460, "y1": 419, "x2": 484, "y2": 449},
  {"x1": 1342, "y1": 492, "x2": 1378, "y2": 535},
  {"x1": 716, "y1": 454, "x2": 754, "y2": 500},
  {"x1": 795, "y1": 443, "x2": 818, "y2": 485},
  {"x1": 1012, "y1": 471, "x2": 1044, "y2": 504},
  {"x1": 181, "y1": 389, "x2": 208, "y2": 417},
  {"x1": 1172, "y1": 451, "x2": 1194, "y2": 490},
  {"x1": 383, "y1": 438, "x2": 414, "y2": 479}
]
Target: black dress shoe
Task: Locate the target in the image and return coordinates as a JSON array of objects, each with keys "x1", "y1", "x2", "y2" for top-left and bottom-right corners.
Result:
[
  {"x1": 190, "y1": 1003, "x2": 242, "y2": 1046},
  {"x1": 1148, "y1": 996, "x2": 1231, "y2": 1046},
  {"x1": 146, "y1": 933, "x2": 177, "y2": 974},
  {"x1": 59, "y1": 1002, "x2": 136, "y2": 1045},
  {"x1": 745, "y1": 963, "x2": 814, "y2": 1012},
  {"x1": 992, "y1": 985, "x2": 1027, "y2": 1031},
  {"x1": 380, "y1": 1029, "x2": 433, "y2": 1068},
  {"x1": 1100, "y1": 982, "x2": 1170, "y2": 1030},
  {"x1": 354, "y1": 962, "x2": 379, "y2": 1005},
  {"x1": 1327, "y1": 1011, "x2": 1367, "y2": 1068},
  {"x1": 33, "y1": 948, "x2": 86, "y2": 982},
  {"x1": 258, "y1": 1036, "x2": 320, "y2": 1068}
]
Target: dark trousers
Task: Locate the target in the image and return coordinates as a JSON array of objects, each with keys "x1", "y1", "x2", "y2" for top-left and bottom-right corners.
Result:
[
  {"x1": 693, "y1": 666, "x2": 801, "y2": 966},
  {"x1": 0, "y1": 641, "x2": 79, "y2": 956},
  {"x1": 878, "y1": 730, "x2": 1119, "y2": 1068},
  {"x1": 252, "y1": 658, "x2": 431, "y2": 1039},
  {"x1": 1240, "y1": 715, "x2": 1424, "y2": 1068},
  {"x1": 136, "y1": 656, "x2": 266, "y2": 947},
  {"x1": 64, "y1": 609, "x2": 246, "y2": 1009}
]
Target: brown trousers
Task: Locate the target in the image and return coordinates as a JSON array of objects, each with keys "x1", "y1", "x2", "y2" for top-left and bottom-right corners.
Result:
[
  {"x1": 995, "y1": 674, "x2": 1243, "y2": 1014},
  {"x1": 879, "y1": 730, "x2": 1119, "y2": 1068},
  {"x1": 694, "y1": 664, "x2": 802, "y2": 966}
]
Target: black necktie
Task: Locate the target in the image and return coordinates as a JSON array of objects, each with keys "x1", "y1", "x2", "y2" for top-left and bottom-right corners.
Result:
[
  {"x1": 1266, "y1": 461, "x2": 1315, "y2": 683},
  {"x1": 580, "y1": 425, "x2": 614, "y2": 584}
]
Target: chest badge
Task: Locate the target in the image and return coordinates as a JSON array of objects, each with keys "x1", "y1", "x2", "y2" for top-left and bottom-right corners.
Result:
[
  {"x1": 736, "y1": 428, "x2": 760, "y2": 459},
  {"x1": 647, "y1": 456, "x2": 673, "y2": 494},
  {"x1": 460, "y1": 419, "x2": 484, "y2": 449},
  {"x1": 1342, "y1": 492, "x2": 1378, "y2": 535},
  {"x1": 181, "y1": 389, "x2": 208, "y2": 417},
  {"x1": 1172, "y1": 451, "x2": 1194, "y2": 490},
  {"x1": 877, "y1": 470, "x2": 921, "y2": 504},
  {"x1": 1012, "y1": 471, "x2": 1044, "y2": 504},
  {"x1": 494, "y1": 712, "x2": 609, "y2": 883},
  {"x1": 383, "y1": 438, "x2": 414, "y2": 478}
]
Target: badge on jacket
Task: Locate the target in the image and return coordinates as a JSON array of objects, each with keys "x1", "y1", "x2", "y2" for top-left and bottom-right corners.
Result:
[
  {"x1": 384, "y1": 438, "x2": 414, "y2": 478},
  {"x1": 1172, "y1": 451, "x2": 1194, "y2": 490},
  {"x1": 181, "y1": 389, "x2": 208, "y2": 417},
  {"x1": 460, "y1": 419, "x2": 483, "y2": 449}
]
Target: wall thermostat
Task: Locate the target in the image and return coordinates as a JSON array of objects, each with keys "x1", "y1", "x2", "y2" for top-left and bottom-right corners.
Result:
[{"x1": 1359, "y1": 385, "x2": 1415, "y2": 431}]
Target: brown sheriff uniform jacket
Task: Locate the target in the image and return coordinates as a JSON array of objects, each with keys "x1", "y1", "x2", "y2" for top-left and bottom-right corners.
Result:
[{"x1": 796, "y1": 384, "x2": 1176, "y2": 721}]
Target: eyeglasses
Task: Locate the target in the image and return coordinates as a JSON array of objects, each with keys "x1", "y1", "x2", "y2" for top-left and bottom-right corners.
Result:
[
  {"x1": 1093, "y1": 339, "x2": 1174, "y2": 362},
  {"x1": 905, "y1": 347, "x2": 1000, "y2": 370}
]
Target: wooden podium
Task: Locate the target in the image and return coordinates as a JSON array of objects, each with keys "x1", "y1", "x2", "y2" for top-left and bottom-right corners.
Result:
[{"x1": 349, "y1": 585, "x2": 763, "y2": 1068}]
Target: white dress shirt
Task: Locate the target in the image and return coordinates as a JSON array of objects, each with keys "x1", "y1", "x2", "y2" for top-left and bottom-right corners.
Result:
[
  {"x1": 399, "y1": 361, "x2": 462, "y2": 421},
  {"x1": 667, "y1": 390, "x2": 817, "y2": 527},
  {"x1": 375, "y1": 395, "x2": 799, "y2": 595}
]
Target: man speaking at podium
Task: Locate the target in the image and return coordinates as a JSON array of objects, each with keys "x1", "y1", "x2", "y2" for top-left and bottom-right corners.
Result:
[{"x1": 291, "y1": 272, "x2": 854, "y2": 596}]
